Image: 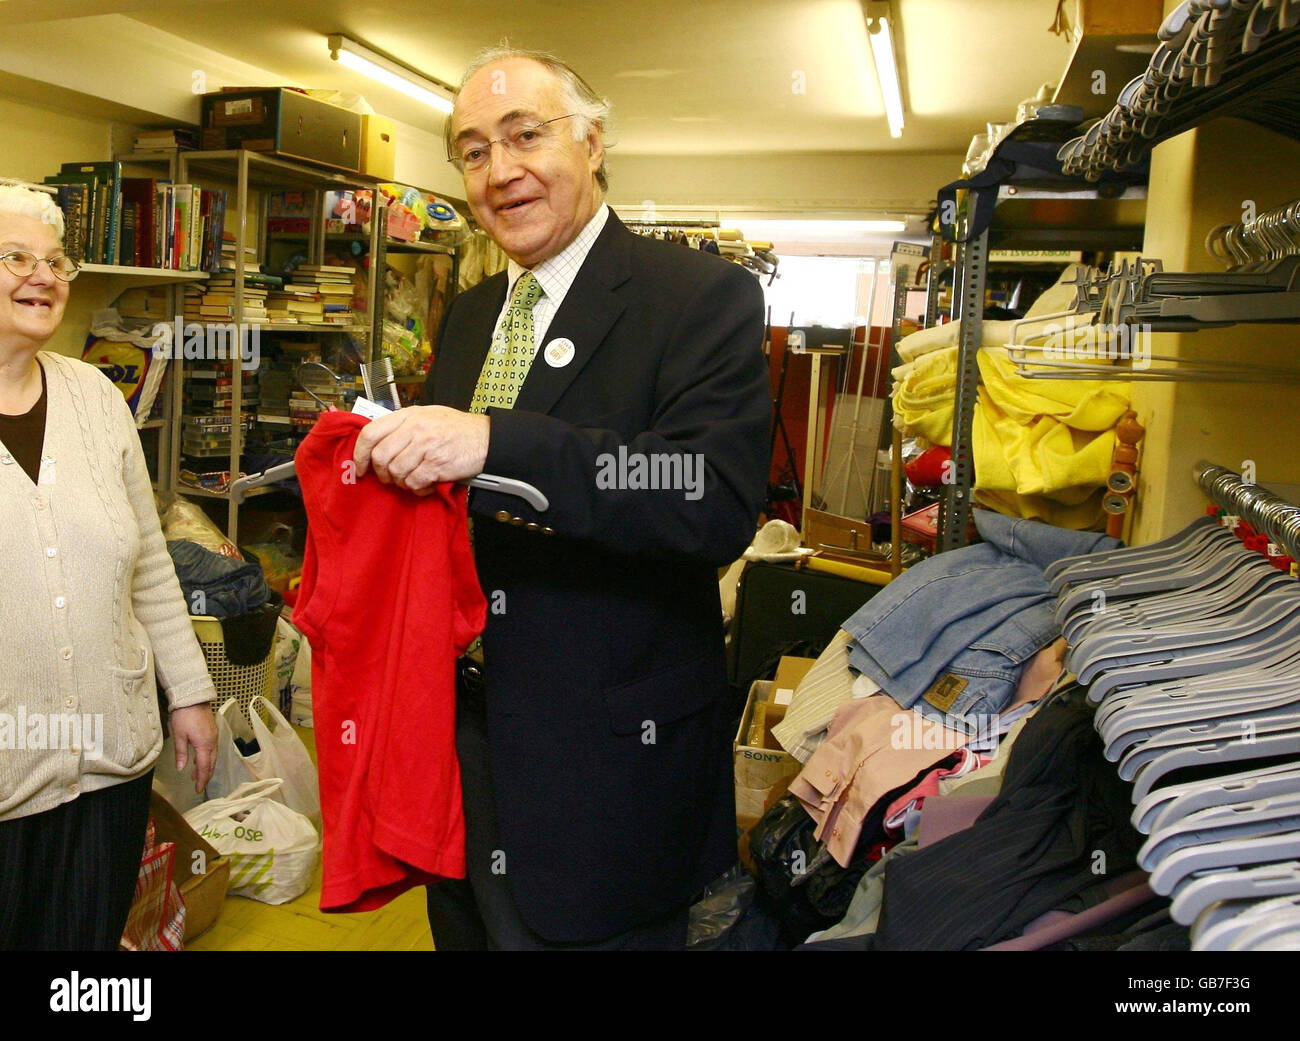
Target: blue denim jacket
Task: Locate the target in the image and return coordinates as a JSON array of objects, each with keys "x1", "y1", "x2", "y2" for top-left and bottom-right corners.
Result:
[{"x1": 843, "y1": 511, "x2": 1119, "y2": 727}]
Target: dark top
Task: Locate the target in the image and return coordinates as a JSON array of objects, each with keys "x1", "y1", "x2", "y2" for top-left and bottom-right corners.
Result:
[{"x1": 0, "y1": 361, "x2": 48, "y2": 484}]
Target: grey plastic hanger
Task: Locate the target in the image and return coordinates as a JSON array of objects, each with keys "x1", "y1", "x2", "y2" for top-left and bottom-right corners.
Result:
[
  {"x1": 1138, "y1": 793, "x2": 1300, "y2": 871},
  {"x1": 1103, "y1": 689, "x2": 1300, "y2": 763},
  {"x1": 1053, "y1": 528, "x2": 1245, "y2": 625},
  {"x1": 1227, "y1": 897, "x2": 1300, "y2": 949},
  {"x1": 1150, "y1": 830, "x2": 1300, "y2": 896},
  {"x1": 1183, "y1": 867, "x2": 1300, "y2": 940},
  {"x1": 1096, "y1": 652, "x2": 1300, "y2": 737},
  {"x1": 1120, "y1": 711, "x2": 1300, "y2": 782},
  {"x1": 1060, "y1": 552, "x2": 1284, "y2": 644},
  {"x1": 1086, "y1": 611, "x2": 1300, "y2": 703},
  {"x1": 1150, "y1": 765, "x2": 1300, "y2": 834},
  {"x1": 1132, "y1": 731, "x2": 1300, "y2": 805},
  {"x1": 1072, "y1": 585, "x2": 1300, "y2": 684},
  {"x1": 1132, "y1": 761, "x2": 1300, "y2": 832},
  {"x1": 1045, "y1": 516, "x2": 1220, "y2": 592}
]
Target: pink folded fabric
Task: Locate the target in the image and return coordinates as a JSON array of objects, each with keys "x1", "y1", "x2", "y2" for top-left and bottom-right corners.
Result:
[{"x1": 789, "y1": 695, "x2": 966, "y2": 867}]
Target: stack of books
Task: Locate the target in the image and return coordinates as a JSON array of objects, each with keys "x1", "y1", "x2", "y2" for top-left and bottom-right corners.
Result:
[
  {"x1": 133, "y1": 128, "x2": 199, "y2": 153},
  {"x1": 289, "y1": 265, "x2": 358, "y2": 326},
  {"x1": 182, "y1": 278, "x2": 271, "y2": 324}
]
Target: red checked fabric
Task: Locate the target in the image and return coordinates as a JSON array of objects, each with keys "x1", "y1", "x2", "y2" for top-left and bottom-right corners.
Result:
[
  {"x1": 119, "y1": 818, "x2": 186, "y2": 951},
  {"x1": 293, "y1": 410, "x2": 486, "y2": 913}
]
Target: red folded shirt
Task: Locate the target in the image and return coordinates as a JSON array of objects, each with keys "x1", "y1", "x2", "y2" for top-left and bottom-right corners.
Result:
[{"x1": 293, "y1": 410, "x2": 486, "y2": 912}]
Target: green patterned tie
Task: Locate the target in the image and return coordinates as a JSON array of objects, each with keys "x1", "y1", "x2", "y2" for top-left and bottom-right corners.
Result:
[{"x1": 469, "y1": 271, "x2": 544, "y2": 414}]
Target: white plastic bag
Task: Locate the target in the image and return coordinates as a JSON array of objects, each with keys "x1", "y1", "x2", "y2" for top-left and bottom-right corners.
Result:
[
  {"x1": 151, "y1": 733, "x2": 205, "y2": 814},
  {"x1": 248, "y1": 695, "x2": 321, "y2": 831},
  {"x1": 207, "y1": 700, "x2": 266, "y2": 801},
  {"x1": 183, "y1": 779, "x2": 319, "y2": 904}
]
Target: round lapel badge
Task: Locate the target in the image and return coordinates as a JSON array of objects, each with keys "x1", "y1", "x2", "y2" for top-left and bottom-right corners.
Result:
[{"x1": 543, "y1": 337, "x2": 576, "y2": 368}]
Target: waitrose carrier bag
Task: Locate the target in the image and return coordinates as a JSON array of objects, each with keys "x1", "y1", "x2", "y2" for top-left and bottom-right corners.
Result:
[{"x1": 183, "y1": 779, "x2": 318, "y2": 904}]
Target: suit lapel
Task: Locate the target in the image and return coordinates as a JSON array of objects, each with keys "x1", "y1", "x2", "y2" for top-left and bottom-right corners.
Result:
[
  {"x1": 513, "y1": 211, "x2": 632, "y2": 417},
  {"x1": 440, "y1": 273, "x2": 507, "y2": 410}
]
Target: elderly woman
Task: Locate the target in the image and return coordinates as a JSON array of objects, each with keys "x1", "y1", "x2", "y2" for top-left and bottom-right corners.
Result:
[{"x1": 0, "y1": 184, "x2": 217, "y2": 950}]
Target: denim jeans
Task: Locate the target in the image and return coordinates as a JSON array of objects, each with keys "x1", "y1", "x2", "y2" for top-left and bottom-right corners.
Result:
[{"x1": 843, "y1": 511, "x2": 1119, "y2": 726}]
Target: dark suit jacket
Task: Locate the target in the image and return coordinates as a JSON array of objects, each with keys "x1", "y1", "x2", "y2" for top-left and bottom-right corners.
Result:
[{"x1": 424, "y1": 210, "x2": 771, "y2": 942}]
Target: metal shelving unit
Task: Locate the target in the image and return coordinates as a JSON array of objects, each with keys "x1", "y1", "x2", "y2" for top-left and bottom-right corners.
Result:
[
  {"x1": 171, "y1": 149, "x2": 384, "y2": 541},
  {"x1": 935, "y1": 168, "x2": 1147, "y2": 552}
]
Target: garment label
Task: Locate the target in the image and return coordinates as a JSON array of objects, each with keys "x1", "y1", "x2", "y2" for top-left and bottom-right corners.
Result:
[
  {"x1": 922, "y1": 674, "x2": 968, "y2": 713},
  {"x1": 351, "y1": 397, "x2": 393, "y2": 421}
]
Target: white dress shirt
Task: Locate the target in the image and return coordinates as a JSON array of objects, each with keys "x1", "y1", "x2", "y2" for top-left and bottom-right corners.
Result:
[{"x1": 492, "y1": 203, "x2": 610, "y2": 354}]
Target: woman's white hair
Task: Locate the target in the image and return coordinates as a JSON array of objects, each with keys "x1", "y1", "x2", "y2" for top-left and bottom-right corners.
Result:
[
  {"x1": 449, "y1": 45, "x2": 614, "y2": 191},
  {"x1": 0, "y1": 184, "x2": 64, "y2": 241}
]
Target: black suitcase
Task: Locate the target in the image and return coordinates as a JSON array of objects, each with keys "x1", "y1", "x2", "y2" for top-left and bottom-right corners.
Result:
[{"x1": 728, "y1": 560, "x2": 883, "y2": 689}]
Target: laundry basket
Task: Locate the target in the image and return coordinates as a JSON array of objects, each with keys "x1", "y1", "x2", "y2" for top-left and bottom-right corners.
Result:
[{"x1": 190, "y1": 614, "x2": 279, "y2": 724}]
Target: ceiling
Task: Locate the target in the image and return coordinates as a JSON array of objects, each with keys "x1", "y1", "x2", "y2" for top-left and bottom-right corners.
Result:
[{"x1": 9, "y1": 0, "x2": 1077, "y2": 157}]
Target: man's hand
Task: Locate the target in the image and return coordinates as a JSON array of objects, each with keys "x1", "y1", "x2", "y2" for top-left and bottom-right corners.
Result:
[
  {"x1": 353, "y1": 405, "x2": 490, "y2": 493},
  {"x1": 171, "y1": 704, "x2": 218, "y2": 794}
]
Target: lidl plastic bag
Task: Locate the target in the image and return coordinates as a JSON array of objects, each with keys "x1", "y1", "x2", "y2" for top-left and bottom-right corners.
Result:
[
  {"x1": 183, "y1": 779, "x2": 318, "y2": 905},
  {"x1": 248, "y1": 695, "x2": 320, "y2": 831}
]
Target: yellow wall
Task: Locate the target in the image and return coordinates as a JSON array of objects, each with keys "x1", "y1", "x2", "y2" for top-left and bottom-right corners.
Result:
[
  {"x1": 0, "y1": 94, "x2": 142, "y2": 357},
  {"x1": 1131, "y1": 118, "x2": 1300, "y2": 542}
]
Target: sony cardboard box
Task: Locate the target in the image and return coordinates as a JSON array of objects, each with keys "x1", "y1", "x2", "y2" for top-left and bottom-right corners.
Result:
[{"x1": 734, "y1": 670, "x2": 808, "y2": 816}]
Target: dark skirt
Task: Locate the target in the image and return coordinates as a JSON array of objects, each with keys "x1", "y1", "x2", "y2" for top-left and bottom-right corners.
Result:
[{"x1": 0, "y1": 770, "x2": 153, "y2": 951}]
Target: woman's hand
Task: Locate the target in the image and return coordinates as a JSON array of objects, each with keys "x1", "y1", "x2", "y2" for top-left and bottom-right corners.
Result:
[{"x1": 170, "y1": 704, "x2": 218, "y2": 794}]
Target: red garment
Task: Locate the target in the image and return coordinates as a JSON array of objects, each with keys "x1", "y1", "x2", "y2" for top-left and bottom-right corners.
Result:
[{"x1": 292, "y1": 410, "x2": 485, "y2": 912}]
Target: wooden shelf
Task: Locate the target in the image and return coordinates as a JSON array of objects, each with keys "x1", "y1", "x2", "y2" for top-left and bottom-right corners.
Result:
[{"x1": 80, "y1": 264, "x2": 209, "y2": 283}]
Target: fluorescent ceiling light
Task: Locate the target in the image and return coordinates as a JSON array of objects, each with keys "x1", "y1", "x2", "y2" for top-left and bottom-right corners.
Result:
[
  {"x1": 327, "y1": 34, "x2": 455, "y2": 114},
  {"x1": 864, "y1": 4, "x2": 905, "y2": 138}
]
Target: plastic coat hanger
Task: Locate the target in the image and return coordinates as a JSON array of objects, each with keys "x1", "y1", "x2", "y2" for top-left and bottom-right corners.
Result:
[
  {"x1": 1150, "y1": 830, "x2": 1300, "y2": 897},
  {"x1": 1150, "y1": 765, "x2": 1300, "y2": 834},
  {"x1": 1138, "y1": 793, "x2": 1300, "y2": 871},
  {"x1": 1229, "y1": 905, "x2": 1300, "y2": 949},
  {"x1": 1085, "y1": 610, "x2": 1300, "y2": 703},
  {"x1": 1102, "y1": 688, "x2": 1300, "y2": 763},
  {"x1": 1059, "y1": 552, "x2": 1284, "y2": 643},
  {"x1": 1131, "y1": 731, "x2": 1300, "y2": 804},
  {"x1": 1120, "y1": 711, "x2": 1300, "y2": 782},
  {"x1": 1132, "y1": 761, "x2": 1300, "y2": 832},
  {"x1": 1045, "y1": 516, "x2": 1219, "y2": 591},
  {"x1": 1071, "y1": 584, "x2": 1300, "y2": 683},
  {"x1": 1053, "y1": 529, "x2": 1244, "y2": 626},
  {"x1": 1182, "y1": 866, "x2": 1300, "y2": 939}
]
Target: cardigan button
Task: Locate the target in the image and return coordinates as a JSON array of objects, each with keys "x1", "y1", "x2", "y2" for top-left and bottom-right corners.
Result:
[
  {"x1": 494, "y1": 510, "x2": 511, "y2": 523},
  {"x1": 510, "y1": 516, "x2": 524, "y2": 526},
  {"x1": 524, "y1": 522, "x2": 540, "y2": 533},
  {"x1": 542, "y1": 526, "x2": 555, "y2": 536}
]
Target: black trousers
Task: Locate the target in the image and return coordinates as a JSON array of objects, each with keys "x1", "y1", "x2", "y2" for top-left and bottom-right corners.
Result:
[
  {"x1": 426, "y1": 669, "x2": 688, "y2": 951},
  {"x1": 0, "y1": 770, "x2": 153, "y2": 951}
]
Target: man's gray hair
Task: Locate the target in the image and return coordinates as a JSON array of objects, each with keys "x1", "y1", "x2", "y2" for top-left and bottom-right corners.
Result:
[{"x1": 448, "y1": 45, "x2": 613, "y2": 192}]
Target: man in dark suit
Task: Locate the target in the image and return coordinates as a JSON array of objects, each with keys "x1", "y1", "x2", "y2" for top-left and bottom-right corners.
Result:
[{"x1": 353, "y1": 46, "x2": 770, "y2": 949}]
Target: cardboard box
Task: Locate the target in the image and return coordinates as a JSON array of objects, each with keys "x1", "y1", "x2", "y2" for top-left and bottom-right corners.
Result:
[
  {"x1": 149, "y1": 790, "x2": 229, "y2": 943},
  {"x1": 201, "y1": 88, "x2": 361, "y2": 173},
  {"x1": 734, "y1": 678, "x2": 803, "y2": 822},
  {"x1": 360, "y1": 115, "x2": 396, "y2": 180}
]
